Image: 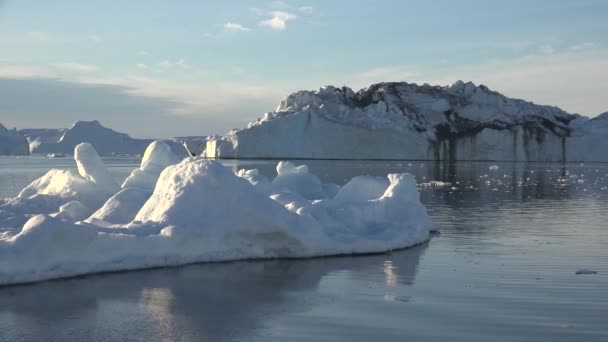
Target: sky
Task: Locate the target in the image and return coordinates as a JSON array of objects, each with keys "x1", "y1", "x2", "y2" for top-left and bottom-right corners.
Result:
[{"x1": 0, "y1": 0, "x2": 607, "y2": 138}]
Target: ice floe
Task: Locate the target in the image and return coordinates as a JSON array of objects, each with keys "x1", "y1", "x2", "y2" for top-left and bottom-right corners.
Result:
[{"x1": 0, "y1": 142, "x2": 435, "y2": 285}]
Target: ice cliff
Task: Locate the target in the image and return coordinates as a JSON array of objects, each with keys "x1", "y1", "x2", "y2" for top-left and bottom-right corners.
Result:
[
  {"x1": 0, "y1": 122, "x2": 29, "y2": 155},
  {"x1": 206, "y1": 81, "x2": 607, "y2": 162},
  {"x1": 0, "y1": 142, "x2": 435, "y2": 285}
]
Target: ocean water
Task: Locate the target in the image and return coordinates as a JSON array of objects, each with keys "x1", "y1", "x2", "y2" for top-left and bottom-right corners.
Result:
[{"x1": 0, "y1": 157, "x2": 607, "y2": 341}]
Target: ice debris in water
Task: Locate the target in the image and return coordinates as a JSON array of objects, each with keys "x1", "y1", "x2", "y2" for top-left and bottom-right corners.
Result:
[
  {"x1": 575, "y1": 269, "x2": 598, "y2": 275},
  {"x1": 0, "y1": 142, "x2": 435, "y2": 285},
  {"x1": 489, "y1": 165, "x2": 499, "y2": 170}
]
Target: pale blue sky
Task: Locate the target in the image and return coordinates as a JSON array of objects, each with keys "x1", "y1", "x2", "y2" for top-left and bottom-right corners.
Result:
[{"x1": 1, "y1": 0, "x2": 607, "y2": 138}]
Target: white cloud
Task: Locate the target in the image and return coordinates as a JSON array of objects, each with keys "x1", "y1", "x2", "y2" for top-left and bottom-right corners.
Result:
[
  {"x1": 26, "y1": 31, "x2": 56, "y2": 42},
  {"x1": 203, "y1": 32, "x2": 219, "y2": 40},
  {"x1": 0, "y1": 63, "x2": 52, "y2": 78},
  {"x1": 538, "y1": 44, "x2": 555, "y2": 55},
  {"x1": 259, "y1": 11, "x2": 296, "y2": 31},
  {"x1": 158, "y1": 59, "x2": 186, "y2": 69},
  {"x1": 224, "y1": 22, "x2": 251, "y2": 32},
  {"x1": 231, "y1": 66, "x2": 246, "y2": 75},
  {"x1": 53, "y1": 63, "x2": 101, "y2": 72},
  {"x1": 136, "y1": 63, "x2": 148, "y2": 69},
  {"x1": 249, "y1": 7, "x2": 265, "y2": 16},
  {"x1": 78, "y1": 75, "x2": 284, "y2": 125},
  {"x1": 298, "y1": 6, "x2": 313, "y2": 14},
  {"x1": 137, "y1": 50, "x2": 150, "y2": 56},
  {"x1": 88, "y1": 35, "x2": 103, "y2": 43},
  {"x1": 569, "y1": 42, "x2": 596, "y2": 51},
  {"x1": 270, "y1": 1, "x2": 288, "y2": 9}
]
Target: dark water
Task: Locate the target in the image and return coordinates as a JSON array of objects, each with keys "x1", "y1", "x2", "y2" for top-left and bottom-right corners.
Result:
[{"x1": 0, "y1": 158, "x2": 607, "y2": 341}]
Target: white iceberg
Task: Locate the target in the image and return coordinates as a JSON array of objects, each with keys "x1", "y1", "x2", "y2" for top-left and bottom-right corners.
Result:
[
  {"x1": 205, "y1": 81, "x2": 608, "y2": 162},
  {"x1": 0, "y1": 143, "x2": 434, "y2": 285}
]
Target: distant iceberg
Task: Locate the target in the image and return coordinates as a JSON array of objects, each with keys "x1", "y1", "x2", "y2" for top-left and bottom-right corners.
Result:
[
  {"x1": 0, "y1": 122, "x2": 29, "y2": 155},
  {"x1": 205, "y1": 81, "x2": 608, "y2": 162},
  {"x1": 0, "y1": 142, "x2": 435, "y2": 285},
  {"x1": 26, "y1": 120, "x2": 154, "y2": 155}
]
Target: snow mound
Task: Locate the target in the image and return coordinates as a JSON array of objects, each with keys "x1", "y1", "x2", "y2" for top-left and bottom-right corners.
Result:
[
  {"x1": 0, "y1": 143, "x2": 434, "y2": 285},
  {"x1": 0, "y1": 143, "x2": 119, "y2": 232},
  {"x1": 87, "y1": 188, "x2": 151, "y2": 225},
  {"x1": 122, "y1": 141, "x2": 181, "y2": 191}
]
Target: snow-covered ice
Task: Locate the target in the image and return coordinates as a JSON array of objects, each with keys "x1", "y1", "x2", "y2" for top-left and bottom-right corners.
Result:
[
  {"x1": 0, "y1": 142, "x2": 435, "y2": 285},
  {"x1": 205, "y1": 81, "x2": 608, "y2": 162},
  {"x1": 122, "y1": 141, "x2": 181, "y2": 191}
]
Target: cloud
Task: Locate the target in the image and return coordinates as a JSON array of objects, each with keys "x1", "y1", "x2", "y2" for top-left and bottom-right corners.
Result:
[
  {"x1": 569, "y1": 42, "x2": 596, "y2": 51},
  {"x1": 298, "y1": 6, "x2": 313, "y2": 14},
  {"x1": 0, "y1": 63, "x2": 52, "y2": 78},
  {"x1": 137, "y1": 50, "x2": 150, "y2": 56},
  {"x1": 88, "y1": 35, "x2": 103, "y2": 43},
  {"x1": 158, "y1": 59, "x2": 186, "y2": 68},
  {"x1": 259, "y1": 11, "x2": 296, "y2": 31},
  {"x1": 135, "y1": 63, "x2": 148, "y2": 69},
  {"x1": 537, "y1": 44, "x2": 555, "y2": 55},
  {"x1": 26, "y1": 31, "x2": 57, "y2": 42},
  {"x1": 53, "y1": 63, "x2": 101, "y2": 72},
  {"x1": 0, "y1": 78, "x2": 179, "y2": 138},
  {"x1": 224, "y1": 22, "x2": 250, "y2": 32},
  {"x1": 270, "y1": 1, "x2": 288, "y2": 9}
]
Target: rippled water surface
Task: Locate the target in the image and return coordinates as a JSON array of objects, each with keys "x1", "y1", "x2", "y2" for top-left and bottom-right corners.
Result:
[{"x1": 1, "y1": 157, "x2": 607, "y2": 341}]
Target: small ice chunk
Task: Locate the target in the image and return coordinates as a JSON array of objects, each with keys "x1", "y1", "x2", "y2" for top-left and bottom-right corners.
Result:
[
  {"x1": 272, "y1": 161, "x2": 324, "y2": 199},
  {"x1": 575, "y1": 269, "x2": 598, "y2": 275},
  {"x1": 489, "y1": 165, "x2": 499, "y2": 170}
]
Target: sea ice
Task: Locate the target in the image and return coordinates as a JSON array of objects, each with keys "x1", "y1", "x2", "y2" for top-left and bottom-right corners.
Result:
[{"x1": 0, "y1": 142, "x2": 435, "y2": 285}]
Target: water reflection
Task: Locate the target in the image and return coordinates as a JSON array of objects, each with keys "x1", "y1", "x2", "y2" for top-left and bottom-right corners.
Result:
[{"x1": 0, "y1": 243, "x2": 429, "y2": 341}]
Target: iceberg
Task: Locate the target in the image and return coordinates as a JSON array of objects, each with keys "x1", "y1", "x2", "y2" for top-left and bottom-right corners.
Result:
[
  {"x1": 27, "y1": 120, "x2": 154, "y2": 155},
  {"x1": 0, "y1": 142, "x2": 434, "y2": 285},
  {"x1": 205, "y1": 81, "x2": 608, "y2": 162},
  {"x1": 0, "y1": 122, "x2": 29, "y2": 155}
]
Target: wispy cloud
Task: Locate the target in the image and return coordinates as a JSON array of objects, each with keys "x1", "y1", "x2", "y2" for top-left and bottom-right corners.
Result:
[
  {"x1": 298, "y1": 6, "x2": 313, "y2": 14},
  {"x1": 53, "y1": 63, "x2": 101, "y2": 72},
  {"x1": 569, "y1": 42, "x2": 596, "y2": 51},
  {"x1": 259, "y1": 11, "x2": 296, "y2": 31},
  {"x1": 135, "y1": 63, "x2": 148, "y2": 69},
  {"x1": 88, "y1": 35, "x2": 103, "y2": 43},
  {"x1": 270, "y1": 1, "x2": 288, "y2": 9},
  {"x1": 0, "y1": 63, "x2": 52, "y2": 78},
  {"x1": 137, "y1": 50, "x2": 150, "y2": 56},
  {"x1": 224, "y1": 22, "x2": 250, "y2": 32},
  {"x1": 537, "y1": 44, "x2": 555, "y2": 55},
  {"x1": 158, "y1": 59, "x2": 186, "y2": 68},
  {"x1": 26, "y1": 31, "x2": 57, "y2": 42}
]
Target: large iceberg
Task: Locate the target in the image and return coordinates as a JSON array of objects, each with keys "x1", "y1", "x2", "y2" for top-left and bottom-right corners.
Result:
[
  {"x1": 0, "y1": 142, "x2": 434, "y2": 285},
  {"x1": 0, "y1": 122, "x2": 29, "y2": 155},
  {"x1": 206, "y1": 81, "x2": 608, "y2": 162}
]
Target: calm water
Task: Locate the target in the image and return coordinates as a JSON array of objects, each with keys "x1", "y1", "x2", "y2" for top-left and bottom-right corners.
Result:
[{"x1": 0, "y1": 157, "x2": 607, "y2": 341}]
